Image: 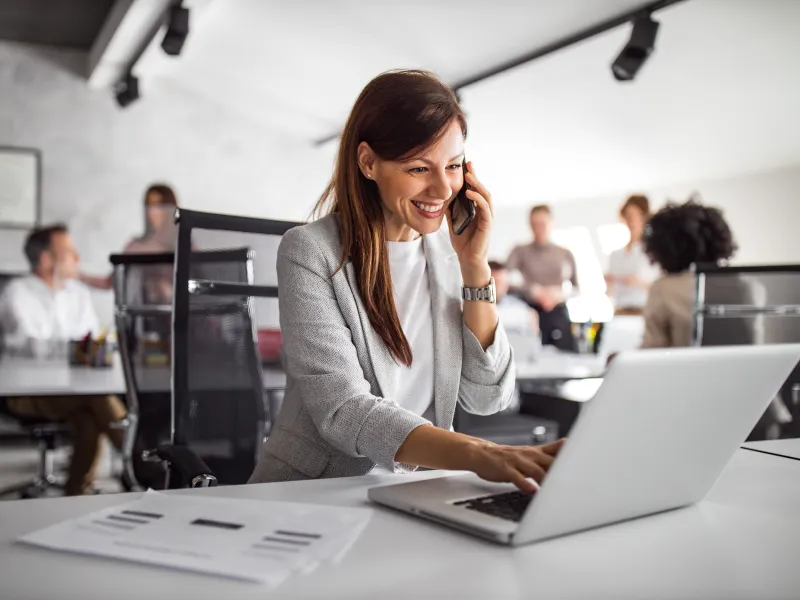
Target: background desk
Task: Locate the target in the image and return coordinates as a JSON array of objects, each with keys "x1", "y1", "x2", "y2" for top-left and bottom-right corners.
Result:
[
  {"x1": 516, "y1": 351, "x2": 606, "y2": 382},
  {"x1": 0, "y1": 357, "x2": 287, "y2": 398},
  {"x1": 0, "y1": 446, "x2": 798, "y2": 599}
]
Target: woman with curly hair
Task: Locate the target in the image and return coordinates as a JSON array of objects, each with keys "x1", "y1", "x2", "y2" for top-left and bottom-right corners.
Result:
[{"x1": 640, "y1": 199, "x2": 739, "y2": 348}]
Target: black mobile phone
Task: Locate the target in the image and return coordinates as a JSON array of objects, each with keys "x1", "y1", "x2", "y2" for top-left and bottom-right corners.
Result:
[{"x1": 449, "y1": 159, "x2": 476, "y2": 235}]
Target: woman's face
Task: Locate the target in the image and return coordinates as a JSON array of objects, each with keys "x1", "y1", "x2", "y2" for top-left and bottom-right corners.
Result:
[
  {"x1": 360, "y1": 120, "x2": 465, "y2": 241},
  {"x1": 622, "y1": 206, "x2": 647, "y2": 240},
  {"x1": 146, "y1": 192, "x2": 169, "y2": 231}
]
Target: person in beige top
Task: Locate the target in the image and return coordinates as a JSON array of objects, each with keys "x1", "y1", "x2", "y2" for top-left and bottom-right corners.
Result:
[
  {"x1": 640, "y1": 200, "x2": 738, "y2": 348},
  {"x1": 507, "y1": 204, "x2": 579, "y2": 351}
]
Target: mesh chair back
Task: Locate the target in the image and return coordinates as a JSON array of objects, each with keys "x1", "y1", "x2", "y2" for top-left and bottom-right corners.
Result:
[
  {"x1": 694, "y1": 265, "x2": 800, "y2": 439},
  {"x1": 694, "y1": 265, "x2": 800, "y2": 346},
  {"x1": 172, "y1": 209, "x2": 300, "y2": 486},
  {"x1": 111, "y1": 249, "x2": 254, "y2": 488}
]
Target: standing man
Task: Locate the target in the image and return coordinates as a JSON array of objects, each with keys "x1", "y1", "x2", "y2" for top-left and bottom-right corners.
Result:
[
  {"x1": 507, "y1": 205, "x2": 579, "y2": 352},
  {"x1": 0, "y1": 224, "x2": 128, "y2": 495}
]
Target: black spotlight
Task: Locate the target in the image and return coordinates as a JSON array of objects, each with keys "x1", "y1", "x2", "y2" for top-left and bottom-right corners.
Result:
[
  {"x1": 161, "y1": 3, "x2": 190, "y2": 56},
  {"x1": 114, "y1": 72, "x2": 140, "y2": 108},
  {"x1": 611, "y1": 15, "x2": 660, "y2": 82}
]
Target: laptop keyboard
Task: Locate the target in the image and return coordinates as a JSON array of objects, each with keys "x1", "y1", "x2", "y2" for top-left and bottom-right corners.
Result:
[{"x1": 453, "y1": 490, "x2": 534, "y2": 522}]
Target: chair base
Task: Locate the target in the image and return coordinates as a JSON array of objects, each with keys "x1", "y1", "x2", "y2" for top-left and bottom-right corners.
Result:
[
  {"x1": 0, "y1": 474, "x2": 64, "y2": 499},
  {"x1": 0, "y1": 435, "x2": 64, "y2": 500}
]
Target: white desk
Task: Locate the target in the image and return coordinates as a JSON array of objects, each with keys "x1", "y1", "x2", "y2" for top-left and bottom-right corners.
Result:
[
  {"x1": 0, "y1": 357, "x2": 127, "y2": 397},
  {"x1": 0, "y1": 357, "x2": 287, "y2": 398},
  {"x1": 516, "y1": 352, "x2": 606, "y2": 381},
  {"x1": 742, "y1": 437, "x2": 800, "y2": 461},
  {"x1": 1, "y1": 448, "x2": 798, "y2": 599}
]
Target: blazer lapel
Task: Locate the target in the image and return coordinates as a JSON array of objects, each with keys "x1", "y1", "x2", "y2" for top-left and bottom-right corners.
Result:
[
  {"x1": 424, "y1": 230, "x2": 463, "y2": 429},
  {"x1": 343, "y1": 261, "x2": 398, "y2": 401}
]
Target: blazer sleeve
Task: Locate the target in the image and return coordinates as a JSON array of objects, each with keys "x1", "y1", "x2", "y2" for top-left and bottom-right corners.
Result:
[
  {"x1": 457, "y1": 314, "x2": 517, "y2": 416},
  {"x1": 277, "y1": 227, "x2": 429, "y2": 470}
]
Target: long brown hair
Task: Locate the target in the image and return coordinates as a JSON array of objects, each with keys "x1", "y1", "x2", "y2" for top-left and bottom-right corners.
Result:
[
  {"x1": 314, "y1": 70, "x2": 466, "y2": 366},
  {"x1": 143, "y1": 183, "x2": 179, "y2": 235}
]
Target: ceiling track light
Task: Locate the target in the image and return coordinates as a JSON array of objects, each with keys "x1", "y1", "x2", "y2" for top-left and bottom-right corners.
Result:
[
  {"x1": 611, "y1": 14, "x2": 660, "y2": 82},
  {"x1": 161, "y1": 2, "x2": 190, "y2": 57},
  {"x1": 114, "y1": 72, "x2": 140, "y2": 108}
]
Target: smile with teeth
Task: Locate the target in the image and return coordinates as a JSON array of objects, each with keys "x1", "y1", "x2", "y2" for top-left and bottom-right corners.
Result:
[{"x1": 411, "y1": 200, "x2": 444, "y2": 214}]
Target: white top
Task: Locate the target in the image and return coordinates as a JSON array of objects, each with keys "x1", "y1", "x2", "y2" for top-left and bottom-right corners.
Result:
[
  {"x1": 0, "y1": 447, "x2": 798, "y2": 599},
  {"x1": 607, "y1": 241, "x2": 661, "y2": 309},
  {"x1": 386, "y1": 237, "x2": 434, "y2": 417},
  {"x1": 0, "y1": 275, "x2": 99, "y2": 350}
]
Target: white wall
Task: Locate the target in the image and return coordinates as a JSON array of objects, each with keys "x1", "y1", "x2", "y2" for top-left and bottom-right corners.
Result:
[
  {"x1": 0, "y1": 41, "x2": 334, "y2": 325},
  {"x1": 490, "y1": 163, "x2": 800, "y2": 269}
]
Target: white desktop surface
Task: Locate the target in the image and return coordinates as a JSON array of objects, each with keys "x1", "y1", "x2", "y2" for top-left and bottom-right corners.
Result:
[
  {"x1": 516, "y1": 351, "x2": 606, "y2": 381},
  {"x1": 0, "y1": 356, "x2": 287, "y2": 397},
  {"x1": 0, "y1": 446, "x2": 798, "y2": 599},
  {"x1": 0, "y1": 356, "x2": 126, "y2": 397},
  {"x1": 743, "y1": 437, "x2": 800, "y2": 460}
]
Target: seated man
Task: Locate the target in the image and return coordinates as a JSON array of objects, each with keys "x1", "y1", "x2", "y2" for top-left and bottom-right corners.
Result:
[
  {"x1": 0, "y1": 224, "x2": 127, "y2": 495},
  {"x1": 490, "y1": 260, "x2": 541, "y2": 364}
]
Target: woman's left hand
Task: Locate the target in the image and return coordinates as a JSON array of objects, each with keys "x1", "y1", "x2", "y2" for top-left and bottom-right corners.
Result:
[{"x1": 447, "y1": 162, "x2": 493, "y2": 285}]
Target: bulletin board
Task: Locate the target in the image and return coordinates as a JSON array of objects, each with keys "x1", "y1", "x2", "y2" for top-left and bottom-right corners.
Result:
[{"x1": 0, "y1": 147, "x2": 41, "y2": 229}]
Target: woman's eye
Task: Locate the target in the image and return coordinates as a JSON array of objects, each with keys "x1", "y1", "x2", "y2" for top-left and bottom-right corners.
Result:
[
  {"x1": 447, "y1": 163, "x2": 463, "y2": 170},
  {"x1": 409, "y1": 167, "x2": 428, "y2": 174}
]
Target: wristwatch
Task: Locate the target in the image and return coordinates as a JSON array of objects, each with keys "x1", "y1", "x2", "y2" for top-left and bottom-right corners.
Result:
[{"x1": 462, "y1": 277, "x2": 497, "y2": 304}]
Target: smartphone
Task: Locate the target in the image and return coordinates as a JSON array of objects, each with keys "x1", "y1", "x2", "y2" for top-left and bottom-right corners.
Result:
[{"x1": 449, "y1": 159, "x2": 476, "y2": 235}]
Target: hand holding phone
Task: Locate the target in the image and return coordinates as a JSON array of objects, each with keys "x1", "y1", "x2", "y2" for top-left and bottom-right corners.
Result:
[{"x1": 449, "y1": 159, "x2": 476, "y2": 236}]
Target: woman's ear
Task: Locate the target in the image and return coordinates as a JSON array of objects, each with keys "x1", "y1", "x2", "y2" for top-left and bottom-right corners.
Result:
[{"x1": 357, "y1": 142, "x2": 377, "y2": 180}]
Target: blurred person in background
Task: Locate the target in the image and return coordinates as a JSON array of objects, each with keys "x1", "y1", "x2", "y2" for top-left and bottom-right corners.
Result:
[
  {"x1": 80, "y1": 183, "x2": 180, "y2": 295},
  {"x1": 605, "y1": 195, "x2": 661, "y2": 316},
  {"x1": 489, "y1": 260, "x2": 539, "y2": 336},
  {"x1": 507, "y1": 204, "x2": 578, "y2": 352},
  {"x1": 641, "y1": 199, "x2": 739, "y2": 348},
  {"x1": 0, "y1": 225, "x2": 127, "y2": 495},
  {"x1": 490, "y1": 260, "x2": 541, "y2": 364}
]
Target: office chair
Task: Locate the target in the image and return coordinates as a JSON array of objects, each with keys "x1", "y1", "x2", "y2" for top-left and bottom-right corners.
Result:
[
  {"x1": 0, "y1": 398, "x2": 70, "y2": 499},
  {"x1": 148, "y1": 209, "x2": 300, "y2": 488},
  {"x1": 111, "y1": 247, "x2": 257, "y2": 489},
  {"x1": 693, "y1": 264, "x2": 800, "y2": 440},
  {"x1": 0, "y1": 320, "x2": 71, "y2": 499},
  {"x1": 453, "y1": 404, "x2": 558, "y2": 446}
]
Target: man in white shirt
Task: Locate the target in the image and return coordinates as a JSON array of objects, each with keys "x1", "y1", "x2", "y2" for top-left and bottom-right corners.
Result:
[{"x1": 0, "y1": 224, "x2": 127, "y2": 496}]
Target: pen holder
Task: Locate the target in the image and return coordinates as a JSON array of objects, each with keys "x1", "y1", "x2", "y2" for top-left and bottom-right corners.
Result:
[{"x1": 68, "y1": 339, "x2": 115, "y2": 368}]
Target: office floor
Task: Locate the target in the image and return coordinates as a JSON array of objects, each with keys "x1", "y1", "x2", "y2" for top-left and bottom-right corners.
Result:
[{"x1": 0, "y1": 439, "x2": 122, "y2": 501}]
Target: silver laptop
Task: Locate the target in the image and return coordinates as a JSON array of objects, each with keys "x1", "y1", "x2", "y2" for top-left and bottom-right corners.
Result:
[{"x1": 368, "y1": 344, "x2": 800, "y2": 546}]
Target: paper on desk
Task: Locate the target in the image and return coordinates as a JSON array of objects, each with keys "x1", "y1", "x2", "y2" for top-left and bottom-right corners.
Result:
[{"x1": 18, "y1": 490, "x2": 372, "y2": 586}]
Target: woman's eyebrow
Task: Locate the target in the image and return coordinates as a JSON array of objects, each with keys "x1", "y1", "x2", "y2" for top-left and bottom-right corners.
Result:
[{"x1": 412, "y1": 153, "x2": 465, "y2": 166}]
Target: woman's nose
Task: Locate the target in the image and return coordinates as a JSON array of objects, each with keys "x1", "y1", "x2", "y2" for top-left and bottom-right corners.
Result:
[{"x1": 428, "y1": 171, "x2": 453, "y2": 200}]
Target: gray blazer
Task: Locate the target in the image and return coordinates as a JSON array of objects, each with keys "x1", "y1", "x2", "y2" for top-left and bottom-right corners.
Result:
[{"x1": 248, "y1": 215, "x2": 516, "y2": 483}]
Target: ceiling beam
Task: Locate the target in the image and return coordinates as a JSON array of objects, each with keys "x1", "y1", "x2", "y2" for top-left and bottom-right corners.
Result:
[
  {"x1": 313, "y1": 0, "x2": 689, "y2": 147},
  {"x1": 86, "y1": 0, "x2": 172, "y2": 90}
]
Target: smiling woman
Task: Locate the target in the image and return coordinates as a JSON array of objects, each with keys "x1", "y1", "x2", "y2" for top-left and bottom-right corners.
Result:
[{"x1": 249, "y1": 70, "x2": 564, "y2": 492}]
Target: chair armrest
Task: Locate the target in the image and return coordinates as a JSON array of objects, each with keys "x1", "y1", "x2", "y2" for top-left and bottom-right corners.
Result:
[{"x1": 143, "y1": 444, "x2": 218, "y2": 488}]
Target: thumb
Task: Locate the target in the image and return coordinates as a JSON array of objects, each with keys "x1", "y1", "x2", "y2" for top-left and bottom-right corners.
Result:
[{"x1": 540, "y1": 438, "x2": 566, "y2": 456}]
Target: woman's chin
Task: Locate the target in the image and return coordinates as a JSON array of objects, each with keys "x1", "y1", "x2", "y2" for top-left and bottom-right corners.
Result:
[{"x1": 411, "y1": 216, "x2": 445, "y2": 236}]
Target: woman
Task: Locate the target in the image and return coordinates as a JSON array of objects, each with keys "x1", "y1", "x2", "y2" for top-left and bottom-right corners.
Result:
[
  {"x1": 80, "y1": 184, "x2": 179, "y2": 291},
  {"x1": 641, "y1": 199, "x2": 741, "y2": 348},
  {"x1": 605, "y1": 195, "x2": 660, "y2": 315},
  {"x1": 249, "y1": 70, "x2": 562, "y2": 492}
]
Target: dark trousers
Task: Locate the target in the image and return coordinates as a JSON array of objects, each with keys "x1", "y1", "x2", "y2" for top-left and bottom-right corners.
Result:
[{"x1": 528, "y1": 302, "x2": 578, "y2": 353}]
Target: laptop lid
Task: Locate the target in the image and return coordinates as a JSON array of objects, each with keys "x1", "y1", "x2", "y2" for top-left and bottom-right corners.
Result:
[{"x1": 514, "y1": 344, "x2": 800, "y2": 545}]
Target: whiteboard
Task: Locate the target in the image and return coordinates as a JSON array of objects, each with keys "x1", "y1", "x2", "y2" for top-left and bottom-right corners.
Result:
[{"x1": 0, "y1": 147, "x2": 40, "y2": 227}]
